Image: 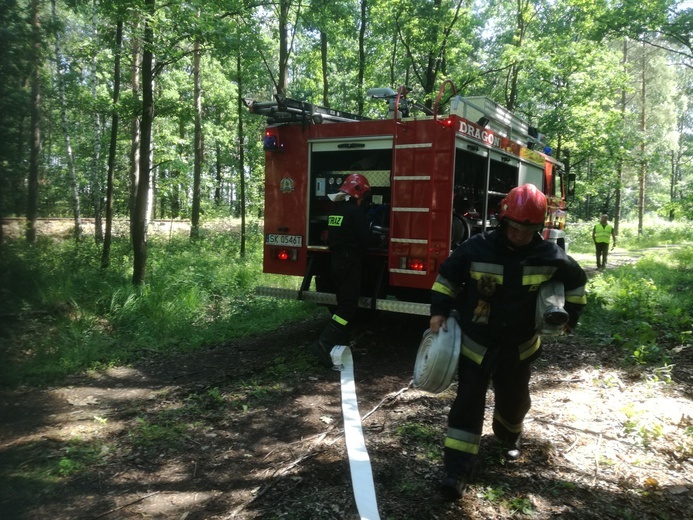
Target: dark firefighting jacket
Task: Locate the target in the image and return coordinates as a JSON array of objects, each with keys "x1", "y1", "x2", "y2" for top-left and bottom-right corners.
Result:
[
  {"x1": 431, "y1": 229, "x2": 587, "y2": 366},
  {"x1": 327, "y1": 200, "x2": 381, "y2": 253}
]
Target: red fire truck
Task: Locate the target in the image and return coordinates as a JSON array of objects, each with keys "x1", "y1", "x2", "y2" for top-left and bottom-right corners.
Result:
[{"x1": 246, "y1": 82, "x2": 571, "y2": 315}]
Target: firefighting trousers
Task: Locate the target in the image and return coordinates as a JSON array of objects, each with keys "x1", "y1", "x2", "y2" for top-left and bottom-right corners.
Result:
[
  {"x1": 330, "y1": 250, "x2": 363, "y2": 327},
  {"x1": 444, "y1": 355, "x2": 532, "y2": 478},
  {"x1": 318, "y1": 250, "x2": 363, "y2": 348}
]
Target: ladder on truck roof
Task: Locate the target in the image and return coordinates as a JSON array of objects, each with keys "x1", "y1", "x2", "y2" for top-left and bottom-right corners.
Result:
[
  {"x1": 450, "y1": 96, "x2": 545, "y2": 150},
  {"x1": 244, "y1": 95, "x2": 369, "y2": 125}
]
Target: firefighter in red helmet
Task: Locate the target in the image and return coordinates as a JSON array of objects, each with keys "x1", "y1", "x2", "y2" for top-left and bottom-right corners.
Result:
[
  {"x1": 309, "y1": 173, "x2": 385, "y2": 367},
  {"x1": 429, "y1": 183, "x2": 587, "y2": 499}
]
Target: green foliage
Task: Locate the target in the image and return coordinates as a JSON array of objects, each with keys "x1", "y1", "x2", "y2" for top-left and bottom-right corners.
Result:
[
  {"x1": 395, "y1": 421, "x2": 441, "y2": 461},
  {"x1": 56, "y1": 439, "x2": 107, "y2": 477},
  {"x1": 508, "y1": 496, "x2": 534, "y2": 515},
  {"x1": 580, "y1": 243, "x2": 693, "y2": 367},
  {"x1": 566, "y1": 217, "x2": 693, "y2": 254},
  {"x1": 477, "y1": 485, "x2": 534, "y2": 515},
  {"x1": 1, "y1": 0, "x2": 691, "y2": 238},
  {"x1": 0, "y1": 227, "x2": 319, "y2": 388},
  {"x1": 0, "y1": 437, "x2": 110, "y2": 507},
  {"x1": 396, "y1": 422, "x2": 438, "y2": 443},
  {"x1": 621, "y1": 402, "x2": 665, "y2": 447},
  {"x1": 478, "y1": 484, "x2": 507, "y2": 502},
  {"x1": 130, "y1": 416, "x2": 190, "y2": 450}
]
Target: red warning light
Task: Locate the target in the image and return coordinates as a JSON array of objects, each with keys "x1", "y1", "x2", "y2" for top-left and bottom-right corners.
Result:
[
  {"x1": 409, "y1": 259, "x2": 426, "y2": 271},
  {"x1": 273, "y1": 248, "x2": 297, "y2": 262}
]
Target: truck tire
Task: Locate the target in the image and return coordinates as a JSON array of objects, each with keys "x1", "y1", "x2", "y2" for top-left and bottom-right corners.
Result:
[{"x1": 451, "y1": 215, "x2": 472, "y2": 248}]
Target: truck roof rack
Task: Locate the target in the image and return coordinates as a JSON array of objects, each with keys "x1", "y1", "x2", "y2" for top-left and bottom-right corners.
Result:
[{"x1": 244, "y1": 95, "x2": 369, "y2": 125}]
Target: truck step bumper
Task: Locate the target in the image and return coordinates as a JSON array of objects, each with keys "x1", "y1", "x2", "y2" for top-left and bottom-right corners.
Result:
[{"x1": 256, "y1": 286, "x2": 431, "y2": 316}]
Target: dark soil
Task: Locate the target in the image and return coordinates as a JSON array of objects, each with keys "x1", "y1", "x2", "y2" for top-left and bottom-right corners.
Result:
[{"x1": 1, "y1": 247, "x2": 692, "y2": 519}]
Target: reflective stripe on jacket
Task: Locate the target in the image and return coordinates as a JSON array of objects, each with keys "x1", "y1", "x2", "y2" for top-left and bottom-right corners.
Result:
[{"x1": 431, "y1": 229, "x2": 587, "y2": 364}]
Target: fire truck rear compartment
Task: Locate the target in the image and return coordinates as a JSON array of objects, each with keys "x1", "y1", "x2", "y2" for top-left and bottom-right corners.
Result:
[
  {"x1": 304, "y1": 143, "x2": 392, "y2": 310},
  {"x1": 302, "y1": 138, "x2": 524, "y2": 309}
]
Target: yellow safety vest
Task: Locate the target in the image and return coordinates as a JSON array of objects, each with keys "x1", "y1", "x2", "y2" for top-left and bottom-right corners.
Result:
[{"x1": 594, "y1": 224, "x2": 613, "y2": 244}]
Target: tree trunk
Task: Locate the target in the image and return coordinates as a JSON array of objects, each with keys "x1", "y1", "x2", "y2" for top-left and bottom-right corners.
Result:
[
  {"x1": 320, "y1": 30, "x2": 329, "y2": 108},
  {"x1": 191, "y1": 25, "x2": 203, "y2": 239},
  {"x1": 422, "y1": 0, "x2": 443, "y2": 101},
  {"x1": 168, "y1": 113, "x2": 185, "y2": 219},
  {"x1": 357, "y1": 0, "x2": 367, "y2": 115},
  {"x1": 505, "y1": 0, "x2": 528, "y2": 111},
  {"x1": 52, "y1": 0, "x2": 82, "y2": 241},
  {"x1": 90, "y1": 0, "x2": 103, "y2": 243},
  {"x1": 277, "y1": 0, "x2": 290, "y2": 97},
  {"x1": 102, "y1": 19, "x2": 123, "y2": 268},
  {"x1": 237, "y1": 51, "x2": 246, "y2": 257},
  {"x1": 132, "y1": 0, "x2": 155, "y2": 285},
  {"x1": 614, "y1": 38, "x2": 627, "y2": 237},
  {"x1": 638, "y1": 42, "x2": 646, "y2": 236},
  {"x1": 214, "y1": 141, "x2": 222, "y2": 206},
  {"x1": 129, "y1": 23, "x2": 141, "y2": 227},
  {"x1": 26, "y1": 0, "x2": 42, "y2": 244},
  {"x1": 389, "y1": 33, "x2": 397, "y2": 88}
]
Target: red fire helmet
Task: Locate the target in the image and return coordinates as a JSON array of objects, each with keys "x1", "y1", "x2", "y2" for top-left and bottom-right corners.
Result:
[
  {"x1": 340, "y1": 173, "x2": 371, "y2": 199},
  {"x1": 499, "y1": 184, "x2": 547, "y2": 227}
]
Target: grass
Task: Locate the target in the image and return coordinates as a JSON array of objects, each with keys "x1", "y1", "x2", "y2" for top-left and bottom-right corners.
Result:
[
  {"x1": 395, "y1": 422, "x2": 442, "y2": 461},
  {"x1": 0, "y1": 437, "x2": 110, "y2": 507},
  {"x1": 565, "y1": 216, "x2": 693, "y2": 254},
  {"x1": 579, "y1": 243, "x2": 693, "y2": 367},
  {"x1": 0, "y1": 224, "x2": 319, "y2": 388},
  {"x1": 1, "y1": 216, "x2": 692, "y2": 389}
]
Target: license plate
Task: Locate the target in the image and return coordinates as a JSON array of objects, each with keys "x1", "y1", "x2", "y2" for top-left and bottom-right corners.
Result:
[{"x1": 265, "y1": 234, "x2": 303, "y2": 247}]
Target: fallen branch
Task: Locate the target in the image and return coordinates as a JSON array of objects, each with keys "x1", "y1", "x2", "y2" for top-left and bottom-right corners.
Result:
[
  {"x1": 530, "y1": 416, "x2": 628, "y2": 444},
  {"x1": 593, "y1": 433, "x2": 602, "y2": 485},
  {"x1": 231, "y1": 381, "x2": 412, "y2": 517},
  {"x1": 362, "y1": 382, "x2": 412, "y2": 422},
  {"x1": 562, "y1": 436, "x2": 580, "y2": 455},
  {"x1": 93, "y1": 491, "x2": 160, "y2": 518},
  {"x1": 230, "y1": 452, "x2": 318, "y2": 517}
]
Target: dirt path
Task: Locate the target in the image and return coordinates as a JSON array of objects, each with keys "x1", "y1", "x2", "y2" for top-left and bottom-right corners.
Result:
[{"x1": 1, "y1": 255, "x2": 692, "y2": 519}]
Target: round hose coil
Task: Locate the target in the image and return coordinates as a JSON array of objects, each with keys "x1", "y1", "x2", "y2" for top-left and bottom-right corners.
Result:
[{"x1": 413, "y1": 314, "x2": 461, "y2": 394}]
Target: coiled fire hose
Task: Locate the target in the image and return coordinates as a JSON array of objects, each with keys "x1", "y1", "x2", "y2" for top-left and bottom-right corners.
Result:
[
  {"x1": 331, "y1": 345, "x2": 381, "y2": 520},
  {"x1": 413, "y1": 312, "x2": 461, "y2": 394}
]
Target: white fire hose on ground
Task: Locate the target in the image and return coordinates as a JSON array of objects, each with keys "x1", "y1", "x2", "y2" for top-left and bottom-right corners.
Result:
[
  {"x1": 331, "y1": 345, "x2": 381, "y2": 520},
  {"x1": 328, "y1": 282, "x2": 567, "y2": 519}
]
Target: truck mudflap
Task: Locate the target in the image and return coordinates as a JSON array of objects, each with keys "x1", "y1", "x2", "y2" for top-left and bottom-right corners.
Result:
[{"x1": 256, "y1": 286, "x2": 431, "y2": 316}]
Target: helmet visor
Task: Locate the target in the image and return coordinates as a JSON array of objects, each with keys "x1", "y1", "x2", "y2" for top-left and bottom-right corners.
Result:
[{"x1": 506, "y1": 219, "x2": 543, "y2": 233}]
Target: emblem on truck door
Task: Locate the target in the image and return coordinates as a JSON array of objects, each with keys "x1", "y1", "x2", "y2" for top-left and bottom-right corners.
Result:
[{"x1": 279, "y1": 176, "x2": 295, "y2": 193}]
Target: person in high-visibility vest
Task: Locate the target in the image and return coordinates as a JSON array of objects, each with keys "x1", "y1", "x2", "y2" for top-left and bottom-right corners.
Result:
[{"x1": 592, "y1": 214, "x2": 616, "y2": 269}]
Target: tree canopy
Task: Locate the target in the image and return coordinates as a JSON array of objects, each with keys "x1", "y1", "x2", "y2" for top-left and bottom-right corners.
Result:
[{"x1": 1, "y1": 0, "x2": 691, "y2": 267}]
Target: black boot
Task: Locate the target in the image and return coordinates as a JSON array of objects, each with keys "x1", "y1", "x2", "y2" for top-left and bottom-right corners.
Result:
[
  {"x1": 441, "y1": 474, "x2": 469, "y2": 500},
  {"x1": 310, "y1": 321, "x2": 349, "y2": 368},
  {"x1": 309, "y1": 340, "x2": 333, "y2": 368},
  {"x1": 321, "y1": 320, "x2": 349, "y2": 346}
]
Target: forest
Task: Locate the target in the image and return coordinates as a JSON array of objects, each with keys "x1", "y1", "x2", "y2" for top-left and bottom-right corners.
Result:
[
  {"x1": 1, "y1": 1, "x2": 692, "y2": 279},
  {"x1": 1, "y1": 2, "x2": 693, "y2": 518}
]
